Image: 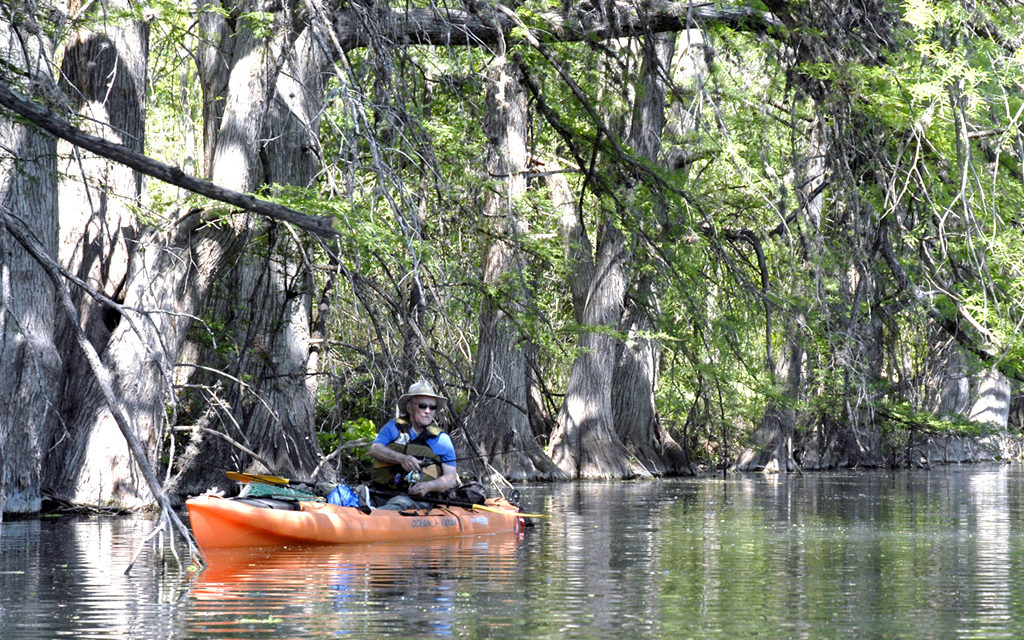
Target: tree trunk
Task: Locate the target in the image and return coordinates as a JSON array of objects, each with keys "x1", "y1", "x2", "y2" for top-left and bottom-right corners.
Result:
[
  {"x1": 43, "y1": 0, "x2": 305, "y2": 506},
  {"x1": 736, "y1": 327, "x2": 803, "y2": 472},
  {"x1": 613, "y1": 272, "x2": 691, "y2": 474},
  {"x1": 0, "y1": 3, "x2": 61, "y2": 514},
  {"x1": 214, "y1": 22, "x2": 327, "y2": 482},
  {"x1": 254, "y1": 25, "x2": 327, "y2": 469},
  {"x1": 57, "y1": 2, "x2": 145, "y2": 349},
  {"x1": 169, "y1": 0, "x2": 328, "y2": 490},
  {"x1": 41, "y1": 0, "x2": 159, "y2": 507},
  {"x1": 465, "y1": 58, "x2": 564, "y2": 481},
  {"x1": 612, "y1": 32, "x2": 690, "y2": 476},
  {"x1": 50, "y1": 217, "x2": 248, "y2": 505},
  {"x1": 550, "y1": 217, "x2": 650, "y2": 478},
  {"x1": 969, "y1": 368, "x2": 1011, "y2": 430},
  {"x1": 203, "y1": 0, "x2": 299, "y2": 191},
  {"x1": 211, "y1": 227, "x2": 325, "y2": 481}
]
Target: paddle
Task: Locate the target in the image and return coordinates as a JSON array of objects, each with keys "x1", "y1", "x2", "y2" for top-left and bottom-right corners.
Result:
[
  {"x1": 226, "y1": 471, "x2": 317, "y2": 487},
  {"x1": 225, "y1": 471, "x2": 325, "y2": 501},
  {"x1": 471, "y1": 503, "x2": 548, "y2": 518}
]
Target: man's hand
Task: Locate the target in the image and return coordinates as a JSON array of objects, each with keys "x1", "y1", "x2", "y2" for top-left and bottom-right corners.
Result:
[
  {"x1": 409, "y1": 463, "x2": 458, "y2": 497},
  {"x1": 400, "y1": 454, "x2": 421, "y2": 473},
  {"x1": 370, "y1": 442, "x2": 423, "y2": 472},
  {"x1": 408, "y1": 481, "x2": 432, "y2": 497}
]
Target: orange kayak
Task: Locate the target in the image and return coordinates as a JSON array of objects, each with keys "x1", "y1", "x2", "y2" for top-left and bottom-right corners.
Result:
[{"x1": 186, "y1": 494, "x2": 524, "y2": 550}]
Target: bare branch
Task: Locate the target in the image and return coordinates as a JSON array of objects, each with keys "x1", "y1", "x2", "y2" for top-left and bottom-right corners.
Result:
[{"x1": 0, "y1": 208, "x2": 202, "y2": 564}]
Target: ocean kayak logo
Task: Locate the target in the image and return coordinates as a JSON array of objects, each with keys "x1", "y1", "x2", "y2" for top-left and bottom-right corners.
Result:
[{"x1": 410, "y1": 517, "x2": 458, "y2": 528}]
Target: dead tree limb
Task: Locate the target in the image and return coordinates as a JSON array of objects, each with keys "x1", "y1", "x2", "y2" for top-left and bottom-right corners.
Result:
[
  {"x1": 0, "y1": 81, "x2": 336, "y2": 238},
  {"x1": 0, "y1": 208, "x2": 203, "y2": 569},
  {"x1": 330, "y1": 1, "x2": 780, "y2": 51}
]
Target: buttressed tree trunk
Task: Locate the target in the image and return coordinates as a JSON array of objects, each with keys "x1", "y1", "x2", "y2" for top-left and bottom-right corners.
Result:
[
  {"x1": 0, "y1": 2, "x2": 61, "y2": 514},
  {"x1": 42, "y1": 0, "x2": 158, "y2": 507},
  {"x1": 44, "y1": 0, "x2": 305, "y2": 507},
  {"x1": 206, "y1": 23, "x2": 327, "y2": 483},
  {"x1": 236, "y1": 24, "x2": 328, "y2": 480},
  {"x1": 465, "y1": 57, "x2": 564, "y2": 481},
  {"x1": 550, "y1": 215, "x2": 649, "y2": 478},
  {"x1": 549, "y1": 33, "x2": 690, "y2": 479},
  {"x1": 612, "y1": 32, "x2": 691, "y2": 476},
  {"x1": 174, "y1": 0, "x2": 323, "y2": 488}
]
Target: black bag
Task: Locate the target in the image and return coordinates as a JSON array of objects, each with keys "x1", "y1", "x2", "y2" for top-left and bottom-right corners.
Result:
[{"x1": 439, "y1": 481, "x2": 487, "y2": 505}]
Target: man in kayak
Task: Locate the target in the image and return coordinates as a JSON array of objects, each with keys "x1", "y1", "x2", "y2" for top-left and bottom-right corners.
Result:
[{"x1": 368, "y1": 380, "x2": 459, "y2": 510}]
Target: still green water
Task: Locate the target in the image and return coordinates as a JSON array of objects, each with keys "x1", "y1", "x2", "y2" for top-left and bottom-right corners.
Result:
[{"x1": 2, "y1": 465, "x2": 1024, "y2": 639}]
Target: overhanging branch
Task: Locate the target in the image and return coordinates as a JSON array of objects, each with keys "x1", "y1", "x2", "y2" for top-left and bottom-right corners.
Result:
[
  {"x1": 0, "y1": 81, "x2": 338, "y2": 238},
  {"x1": 330, "y1": 1, "x2": 780, "y2": 51}
]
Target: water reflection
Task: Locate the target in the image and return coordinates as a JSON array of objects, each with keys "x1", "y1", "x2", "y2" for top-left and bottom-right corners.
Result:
[
  {"x1": 6, "y1": 466, "x2": 1024, "y2": 639},
  {"x1": 654, "y1": 469, "x2": 1024, "y2": 640},
  {"x1": 0, "y1": 514, "x2": 184, "y2": 639},
  {"x1": 965, "y1": 468, "x2": 1011, "y2": 637},
  {"x1": 186, "y1": 535, "x2": 521, "y2": 638}
]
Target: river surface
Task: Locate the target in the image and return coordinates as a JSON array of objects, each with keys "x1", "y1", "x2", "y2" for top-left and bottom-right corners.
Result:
[{"x1": 3, "y1": 465, "x2": 1024, "y2": 639}]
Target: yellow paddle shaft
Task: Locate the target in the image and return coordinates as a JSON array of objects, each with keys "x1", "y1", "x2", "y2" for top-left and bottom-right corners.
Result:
[{"x1": 472, "y1": 504, "x2": 547, "y2": 518}]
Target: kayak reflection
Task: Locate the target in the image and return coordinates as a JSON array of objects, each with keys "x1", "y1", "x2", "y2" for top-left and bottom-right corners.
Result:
[{"x1": 187, "y1": 534, "x2": 522, "y2": 638}]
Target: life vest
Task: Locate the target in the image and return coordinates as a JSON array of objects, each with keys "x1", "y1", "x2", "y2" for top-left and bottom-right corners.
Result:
[{"x1": 371, "y1": 419, "x2": 446, "y2": 488}]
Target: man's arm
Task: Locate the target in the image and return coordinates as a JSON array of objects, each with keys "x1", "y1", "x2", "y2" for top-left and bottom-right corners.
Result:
[{"x1": 369, "y1": 442, "x2": 422, "y2": 472}]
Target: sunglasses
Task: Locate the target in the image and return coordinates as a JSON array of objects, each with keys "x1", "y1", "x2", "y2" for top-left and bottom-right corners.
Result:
[{"x1": 417, "y1": 403, "x2": 437, "y2": 411}]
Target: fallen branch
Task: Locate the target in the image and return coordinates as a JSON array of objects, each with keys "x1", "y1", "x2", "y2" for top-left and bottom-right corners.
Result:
[
  {"x1": 311, "y1": 437, "x2": 374, "y2": 479},
  {"x1": 330, "y1": 1, "x2": 780, "y2": 51},
  {"x1": 172, "y1": 424, "x2": 275, "y2": 472},
  {"x1": 0, "y1": 208, "x2": 203, "y2": 571}
]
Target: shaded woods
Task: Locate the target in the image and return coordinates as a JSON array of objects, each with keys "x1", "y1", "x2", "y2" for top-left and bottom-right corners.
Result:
[{"x1": 2, "y1": 0, "x2": 1022, "y2": 526}]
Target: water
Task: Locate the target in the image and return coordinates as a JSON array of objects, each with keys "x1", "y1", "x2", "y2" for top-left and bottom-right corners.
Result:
[{"x1": 3, "y1": 465, "x2": 1024, "y2": 639}]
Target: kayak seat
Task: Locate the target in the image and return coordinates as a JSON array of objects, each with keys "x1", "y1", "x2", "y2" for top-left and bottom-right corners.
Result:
[{"x1": 233, "y1": 496, "x2": 302, "y2": 511}]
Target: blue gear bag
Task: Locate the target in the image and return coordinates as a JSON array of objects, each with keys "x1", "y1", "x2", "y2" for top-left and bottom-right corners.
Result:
[{"x1": 327, "y1": 485, "x2": 359, "y2": 507}]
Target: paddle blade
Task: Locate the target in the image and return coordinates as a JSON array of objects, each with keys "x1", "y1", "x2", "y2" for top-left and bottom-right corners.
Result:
[{"x1": 226, "y1": 471, "x2": 292, "y2": 485}]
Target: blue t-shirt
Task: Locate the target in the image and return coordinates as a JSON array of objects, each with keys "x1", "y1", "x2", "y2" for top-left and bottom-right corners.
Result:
[{"x1": 374, "y1": 419, "x2": 457, "y2": 467}]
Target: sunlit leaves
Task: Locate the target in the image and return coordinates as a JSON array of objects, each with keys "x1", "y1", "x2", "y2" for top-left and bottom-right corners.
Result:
[
  {"x1": 238, "y1": 11, "x2": 275, "y2": 40},
  {"x1": 901, "y1": 0, "x2": 944, "y2": 31},
  {"x1": 127, "y1": 0, "x2": 1024, "y2": 463}
]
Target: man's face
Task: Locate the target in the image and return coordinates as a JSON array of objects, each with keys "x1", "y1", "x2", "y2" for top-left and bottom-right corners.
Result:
[{"x1": 408, "y1": 395, "x2": 438, "y2": 428}]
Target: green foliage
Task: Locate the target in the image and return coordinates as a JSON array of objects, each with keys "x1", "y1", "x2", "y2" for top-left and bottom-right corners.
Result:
[
  {"x1": 239, "y1": 11, "x2": 275, "y2": 40},
  {"x1": 881, "y1": 401, "x2": 994, "y2": 438},
  {"x1": 343, "y1": 417, "x2": 377, "y2": 442},
  {"x1": 131, "y1": 0, "x2": 1024, "y2": 474},
  {"x1": 317, "y1": 430, "x2": 339, "y2": 453}
]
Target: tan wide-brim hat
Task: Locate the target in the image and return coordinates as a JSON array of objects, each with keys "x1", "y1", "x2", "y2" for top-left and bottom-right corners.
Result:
[{"x1": 397, "y1": 379, "x2": 448, "y2": 412}]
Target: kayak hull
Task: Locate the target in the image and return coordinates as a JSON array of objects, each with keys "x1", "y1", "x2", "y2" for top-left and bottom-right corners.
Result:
[{"x1": 186, "y1": 494, "x2": 523, "y2": 549}]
